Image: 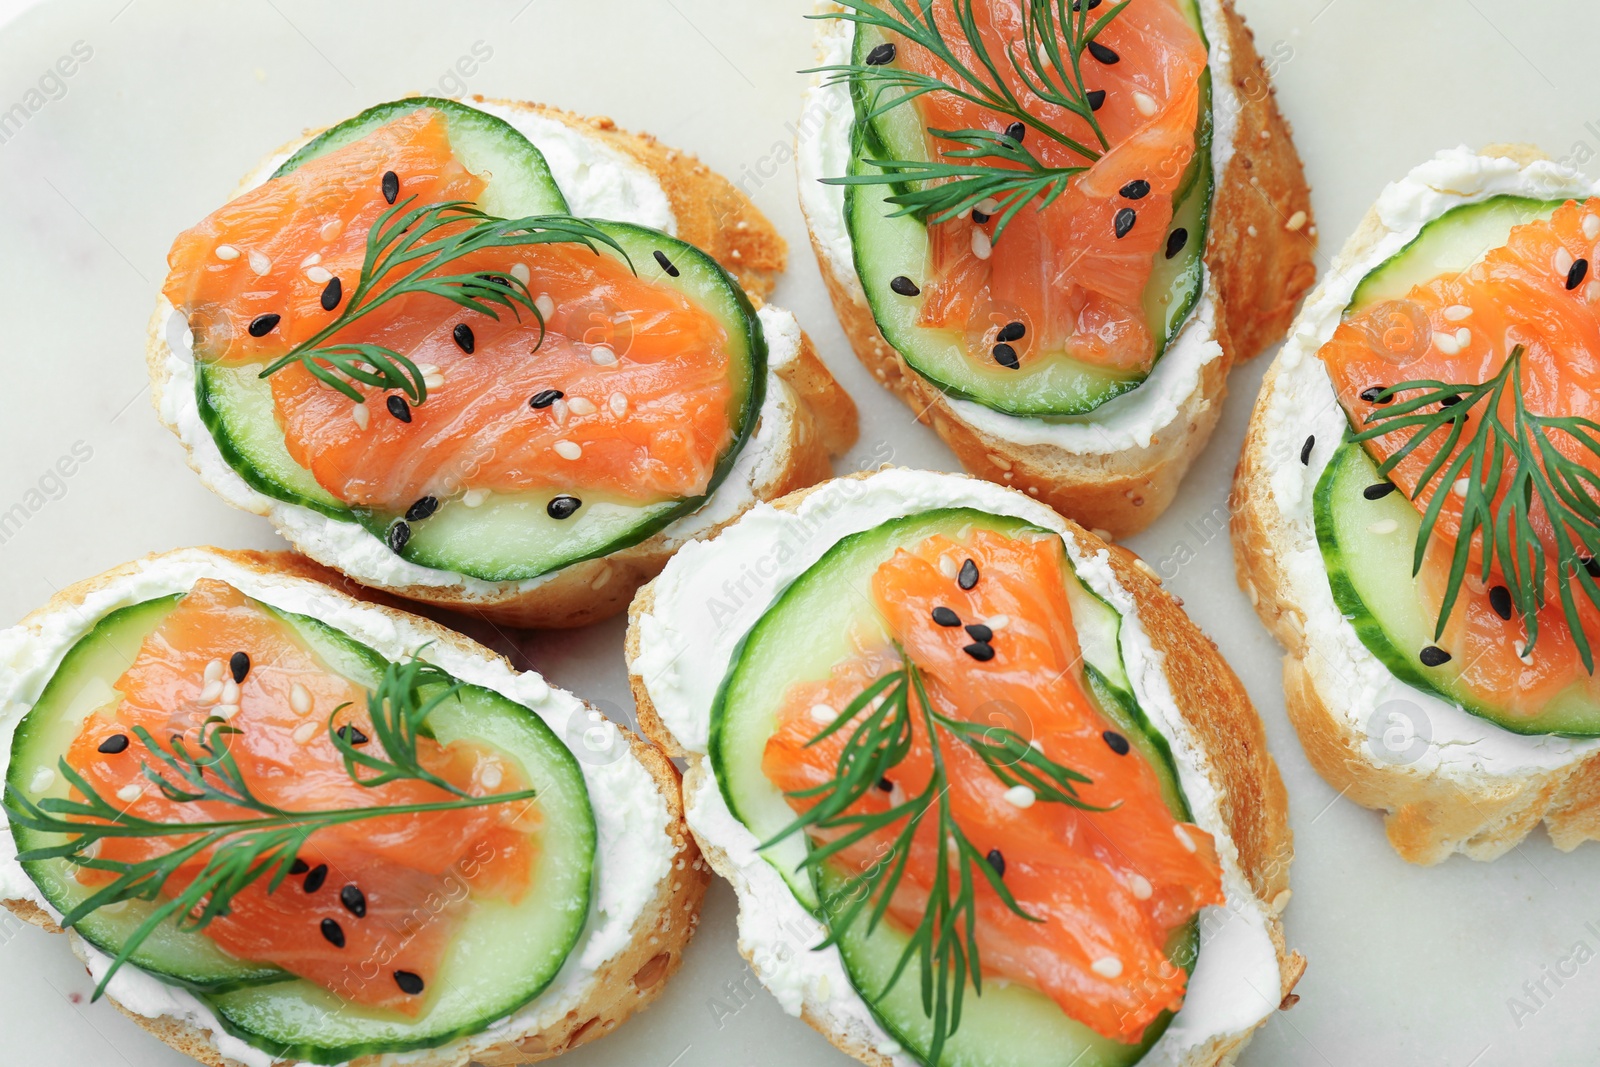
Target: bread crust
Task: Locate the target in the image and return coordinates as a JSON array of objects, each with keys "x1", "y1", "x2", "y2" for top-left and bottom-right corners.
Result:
[
  {"x1": 625, "y1": 472, "x2": 1303, "y2": 1067},
  {"x1": 801, "y1": 0, "x2": 1315, "y2": 538},
  {"x1": 1229, "y1": 142, "x2": 1600, "y2": 864},
  {"x1": 0, "y1": 547, "x2": 710, "y2": 1067},
  {"x1": 145, "y1": 98, "x2": 858, "y2": 630}
]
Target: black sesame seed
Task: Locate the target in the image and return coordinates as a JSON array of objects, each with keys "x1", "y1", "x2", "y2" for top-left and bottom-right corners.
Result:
[
  {"x1": 1439, "y1": 394, "x2": 1462, "y2": 407},
  {"x1": 1568, "y1": 258, "x2": 1589, "y2": 291},
  {"x1": 1102, "y1": 729, "x2": 1131, "y2": 755},
  {"x1": 1586, "y1": 556, "x2": 1600, "y2": 578},
  {"x1": 387, "y1": 394, "x2": 413, "y2": 423},
  {"x1": 865, "y1": 42, "x2": 896, "y2": 66},
  {"x1": 1488, "y1": 585, "x2": 1513, "y2": 621},
  {"x1": 405, "y1": 496, "x2": 439, "y2": 522},
  {"x1": 972, "y1": 210, "x2": 991, "y2": 224},
  {"x1": 1165, "y1": 227, "x2": 1189, "y2": 259},
  {"x1": 1419, "y1": 645, "x2": 1451, "y2": 667},
  {"x1": 452, "y1": 322, "x2": 475, "y2": 354},
  {"x1": 890, "y1": 275, "x2": 921, "y2": 297},
  {"x1": 1360, "y1": 385, "x2": 1391, "y2": 404},
  {"x1": 320, "y1": 276, "x2": 342, "y2": 312},
  {"x1": 248, "y1": 313, "x2": 281, "y2": 338},
  {"x1": 381, "y1": 170, "x2": 399, "y2": 205},
  {"x1": 386, "y1": 520, "x2": 411, "y2": 553},
  {"x1": 932, "y1": 606, "x2": 962, "y2": 627},
  {"x1": 1072, "y1": 0, "x2": 1102, "y2": 10},
  {"x1": 997, "y1": 321, "x2": 1025, "y2": 343},
  {"x1": 992, "y1": 342, "x2": 1020, "y2": 369},
  {"x1": 652, "y1": 249, "x2": 680, "y2": 277},
  {"x1": 547, "y1": 495, "x2": 582, "y2": 520},
  {"x1": 303, "y1": 864, "x2": 328, "y2": 893},
  {"x1": 958, "y1": 559, "x2": 979, "y2": 590},
  {"x1": 320, "y1": 918, "x2": 346, "y2": 948},
  {"x1": 97, "y1": 733, "x2": 130, "y2": 755},
  {"x1": 985, "y1": 848, "x2": 1005, "y2": 876},
  {"x1": 394, "y1": 971, "x2": 425, "y2": 995},
  {"x1": 529, "y1": 389, "x2": 564, "y2": 409},
  {"x1": 1120, "y1": 179, "x2": 1151, "y2": 200},
  {"x1": 1087, "y1": 89, "x2": 1107, "y2": 112},
  {"x1": 963, "y1": 642, "x2": 995, "y2": 661},
  {"x1": 1300, "y1": 435, "x2": 1315, "y2": 465},
  {"x1": 1087, "y1": 39, "x2": 1120, "y2": 64},
  {"x1": 1004, "y1": 121, "x2": 1025, "y2": 142},
  {"x1": 290, "y1": 858, "x2": 309, "y2": 875},
  {"x1": 1114, "y1": 207, "x2": 1137, "y2": 239},
  {"x1": 964, "y1": 623, "x2": 993, "y2": 643},
  {"x1": 877, "y1": 777, "x2": 894, "y2": 793},
  {"x1": 337, "y1": 724, "x2": 370, "y2": 746},
  {"x1": 1363, "y1": 483, "x2": 1397, "y2": 500},
  {"x1": 340, "y1": 884, "x2": 367, "y2": 917}
]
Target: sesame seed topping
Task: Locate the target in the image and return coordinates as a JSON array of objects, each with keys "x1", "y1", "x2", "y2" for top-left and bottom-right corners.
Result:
[
  {"x1": 1556, "y1": 247, "x2": 1575, "y2": 275},
  {"x1": 306, "y1": 265, "x2": 333, "y2": 284},
  {"x1": 554, "y1": 439, "x2": 582, "y2": 460},
  {"x1": 1004, "y1": 121, "x2": 1025, "y2": 142},
  {"x1": 534, "y1": 293, "x2": 555, "y2": 319},
  {"x1": 1164, "y1": 227, "x2": 1188, "y2": 259},
  {"x1": 529, "y1": 389, "x2": 564, "y2": 409},
  {"x1": 205, "y1": 659, "x2": 225, "y2": 684},
  {"x1": 319, "y1": 218, "x2": 343, "y2": 241},
  {"x1": 1368, "y1": 518, "x2": 1399, "y2": 535},
  {"x1": 939, "y1": 554, "x2": 959, "y2": 578},
  {"x1": 590, "y1": 344, "x2": 618, "y2": 366},
  {"x1": 986, "y1": 614, "x2": 1010, "y2": 630},
  {"x1": 1003, "y1": 785, "x2": 1035, "y2": 808},
  {"x1": 1489, "y1": 585, "x2": 1513, "y2": 621},
  {"x1": 877, "y1": 777, "x2": 894, "y2": 793},
  {"x1": 463, "y1": 488, "x2": 489, "y2": 507},
  {"x1": 866, "y1": 41, "x2": 896, "y2": 65},
  {"x1": 292, "y1": 721, "x2": 318, "y2": 744},
  {"x1": 221, "y1": 678, "x2": 240, "y2": 705},
  {"x1": 890, "y1": 276, "x2": 921, "y2": 296},
  {"x1": 320, "y1": 276, "x2": 343, "y2": 311},
  {"x1": 567, "y1": 397, "x2": 597, "y2": 416},
  {"x1": 30, "y1": 766, "x2": 55, "y2": 793},
  {"x1": 1363, "y1": 483, "x2": 1396, "y2": 500},
  {"x1": 1454, "y1": 327, "x2": 1471, "y2": 347},
  {"x1": 290, "y1": 683, "x2": 312, "y2": 715},
  {"x1": 336, "y1": 724, "x2": 369, "y2": 746},
  {"x1": 546, "y1": 495, "x2": 582, "y2": 520},
  {"x1": 985, "y1": 849, "x2": 1006, "y2": 876},
  {"x1": 386, "y1": 521, "x2": 411, "y2": 553},
  {"x1": 405, "y1": 496, "x2": 438, "y2": 522},
  {"x1": 229, "y1": 652, "x2": 250, "y2": 684},
  {"x1": 1432, "y1": 330, "x2": 1461, "y2": 355},
  {"x1": 1173, "y1": 825, "x2": 1197, "y2": 852},
  {"x1": 958, "y1": 558, "x2": 979, "y2": 589},
  {"x1": 1119, "y1": 179, "x2": 1151, "y2": 200},
  {"x1": 1113, "y1": 207, "x2": 1137, "y2": 239},
  {"x1": 116, "y1": 784, "x2": 142, "y2": 803},
  {"x1": 653, "y1": 249, "x2": 680, "y2": 277},
  {"x1": 1360, "y1": 385, "x2": 1391, "y2": 404},
  {"x1": 1300, "y1": 435, "x2": 1314, "y2": 465},
  {"x1": 1586, "y1": 215, "x2": 1600, "y2": 241},
  {"x1": 963, "y1": 642, "x2": 995, "y2": 661},
  {"x1": 1568, "y1": 258, "x2": 1589, "y2": 290},
  {"x1": 452, "y1": 323, "x2": 475, "y2": 353},
  {"x1": 304, "y1": 864, "x2": 329, "y2": 892},
  {"x1": 1132, "y1": 90, "x2": 1158, "y2": 116},
  {"x1": 248, "y1": 251, "x2": 271, "y2": 276},
  {"x1": 964, "y1": 623, "x2": 993, "y2": 642},
  {"x1": 248, "y1": 314, "x2": 281, "y2": 338},
  {"x1": 932, "y1": 606, "x2": 961, "y2": 627},
  {"x1": 992, "y1": 342, "x2": 1019, "y2": 369},
  {"x1": 352, "y1": 402, "x2": 369, "y2": 430},
  {"x1": 1091, "y1": 956, "x2": 1123, "y2": 978},
  {"x1": 481, "y1": 762, "x2": 504, "y2": 788},
  {"x1": 609, "y1": 392, "x2": 628, "y2": 416},
  {"x1": 1102, "y1": 730, "x2": 1129, "y2": 755},
  {"x1": 1442, "y1": 304, "x2": 1472, "y2": 321},
  {"x1": 381, "y1": 170, "x2": 399, "y2": 204},
  {"x1": 1286, "y1": 209, "x2": 1308, "y2": 231},
  {"x1": 320, "y1": 918, "x2": 346, "y2": 948},
  {"x1": 98, "y1": 734, "x2": 130, "y2": 755},
  {"x1": 1087, "y1": 39, "x2": 1119, "y2": 64},
  {"x1": 1419, "y1": 645, "x2": 1451, "y2": 667},
  {"x1": 215, "y1": 244, "x2": 239, "y2": 261},
  {"x1": 1128, "y1": 874, "x2": 1153, "y2": 900},
  {"x1": 394, "y1": 971, "x2": 425, "y2": 995},
  {"x1": 386, "y1": 395, "x2": 412, "y2": 423},
  {"x1": 971, "y1": 228, "x2": 993, "y2": 260},
  {"x1": 1086, "y1": 88, "x2": 1106, "y2": 112},
  {"x1": 215, "y1": 703, "x2": 240, "y2": 721},
  {"x1": 996, "y1": 321, "x2": 1025, "y2": 344},
  {"x1": 198, "y1": 678, "x2": 223, "y2": 704},
  {"x1": 810, "y1": 703, "x2": 837, "y2": 723},
  {"x1": 300, "y1": 253, "x2": 322, "y2": 269}
]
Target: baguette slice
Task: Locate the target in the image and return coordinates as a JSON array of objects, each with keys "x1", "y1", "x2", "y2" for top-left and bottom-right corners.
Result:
[
  {"x1": 147, "y1": 97, "x2": 859, "y2": 629},
  {"x1": 0, "y1": 547, "x2": 709, "y2": 1067},
  {"x1": 1231, "y1": 144, "x2": 1600, "y2": 864},
  {"x1": 626, "y1": 468, "x2": 1303, "y2": 1067},
  {"x1": 797, "y1": 0, "x2": 1315, "y2": 538}
]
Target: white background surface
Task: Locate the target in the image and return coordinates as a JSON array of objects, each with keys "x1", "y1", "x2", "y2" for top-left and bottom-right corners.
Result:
[{"x1": 2, "y1": 1, "x2": 1600, "y2": 1065}]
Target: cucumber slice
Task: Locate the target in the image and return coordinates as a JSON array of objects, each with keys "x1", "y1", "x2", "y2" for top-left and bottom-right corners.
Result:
[
  {"x1": 1347, "y1": 194, "x2": 1564, "y2": 313},
  {"x1": 7, "y1": 586, "x2": 597, "y2": 1060},
  {"x1": 1315, "y1": 437, "x2": 1600, "y2": 736},
  {"x1": 194, "y1": 98, "x2": 767, "y2": 582},
  {"x1": 843, "y1": 3, "x2": 1212, "y2": 418},
  {"x1": 709, "y1": 507, "x2": 1198, "y2": 1064}
]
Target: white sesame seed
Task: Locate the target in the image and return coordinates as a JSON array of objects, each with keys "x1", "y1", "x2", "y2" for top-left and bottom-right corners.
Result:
[
  {"x1": 319, "y1": 218, "x2": 343, "y2": 242},
  {"x1": 1285, "y1": 210, "x2": 1307, "y2": 232},
  {"x1": 1453, "y1": 477, "x2": 1470, "y2": 498},
  {"x1": 30, "y1": 766, "x2": 55, "y2": 793},
  {"x1": 215, "y1": 703, "x2": 240, "y2": 721},
  {"x1": 971, "y1": 228, "x2": 992, "y2": 260},
  {"x1": 976, "y1": 197, "x2": 1000, "y2": 215},
  {"x1": 1132, "y1": 90, "x2": 1158, "y2": 116},
  {"x1": 985, "y1": 452, "x2": 1013, "y2": 472},
  {"x1": 1003, "y1": 785, "x2": 1036, "y2": 809},
  {"x1": 1455, "y1": 327, "x2": 1472, "y2": 347},
  {"x1": 1173, "y1": 825, "x2": 1197, "y2": 852},
  {"x1": 1585, "y1": 215, "x2": 1600, "y2": 241},
  {"x1": 567, "y1": 397, "x2": 597, "y2": 416},
  {"x1": 511, "y1": 263, "x2": 531, "y2": 285},
  {"x1": 215, "y1": 244, "x2": 240, "y2": 261},
  {"x1": 1368, "y1": 519, "x2": 1399, "y2": 535},
  {"x1": 221, "y1": 678, "x2": 240, "y2": 705},
  {"x1": 306, "y1": 265, "x2": 332, "y2": 284},
  {"x1": 1432, "y1": 331, "x2": 1462, "y2": 355},
  {"x1": 198, "y1": 678, "x2": 223, "y2": 703},
  {"x1": 1516, "y1": 641, "x2": 1534, "y2": 666},
  {"x1": 1556, "y1": 247, "x2": 1575, "y2": 275},
  {"x1": 552, "y1": 398, "x2": 570, "y2": 426},
  {"x1": 205, "y1": 659, "x2": 225, "y2": 683},
  {"x1": 609, "y1": 392, "x2": 628, "y2": 416},
  {"x1": 938, "y1": 554, "x2": 959, "y2": 579},
  {"x1": 248, "y1": 251, "x2": 271, "y2": 276},
  {"x1": 1247, "y1": 224, "x2": 1259, "y2": 237},
  {"x1": 1091, "y1": 956, "x2": 1124, "y2": 979},
  {"x1": 590, "y1": 345, "x2": 618, "y2": 366},
  {"x1": 535, "y1": 293, "x2": 555, "y2": 319},
  {"x1": 352, "y1": 402, "x2": 369, "y2": 430},
  {"x1": 116, "y1": 784, "x2": 142, "y2": 803},
  {"x1": 1588, "y1": 281, "x2": 1600, "y2": 303},
  {"x1": 290, "y1": 683, "x2": 312, "y2": 715},
  {"x1": 1442, "y1": 304, "x2": 1472, "y2": 321},
  {"x1": 986, "y1": 614, "x2": 1010, "y2": 630},
  {"x1": 1029, "y1": 738, "x2": 1045, "y2": 753},
  {"x1": 415, "y1": 363, "x2": 438, "y2": 376},
  {"x1": 592, "y1": 565, "x2": 614, "y2": 590},
  {"x1": 1128, "y1": 874, "x2": 1154, "y2": 900},
  {"x1": 293, "y1": 720, "x2": 318, "y2": 744},
  {"x1": 554, "y1": 440, "x2": 582, "y2": 460},
  {"x1": 810, "y1": 703, "x2": 837, "y2": 723},
  {"x1": 1272, "y1": 889, "x2": 1292, "y2": 913},
  {"x1": 299, "y1": 252, "x2": 322, "y2": 269},
  {"x1": 481, "y1": 763, "x2": 504, "y2": 790},
  {"x1": 463, "y1": 488, "x2": 489, "y2": 507},
  {"x1": 423, "y1": 374, "x2": 443, "y2": 390}
]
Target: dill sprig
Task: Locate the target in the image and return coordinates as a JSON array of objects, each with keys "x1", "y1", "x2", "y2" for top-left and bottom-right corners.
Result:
[
  {"x1": 810, "y1": 0, "x2": 1131, "y2": 241},
  {"x1": 1353, "y1": 345, "x2": 1600, "y2": 669},
  {"x1": 257, "y1": 197, "x2": 627, "y2": 405},
  {"x1": 763, "y1": 653, "x2": 1102, "y2": 1063},
  {"x1": 3, "y1": 653, "x2": 538, "y2": 999}
]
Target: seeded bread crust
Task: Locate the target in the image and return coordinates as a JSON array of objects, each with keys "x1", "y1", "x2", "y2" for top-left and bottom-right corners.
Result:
[
  {"x1": 801, "y1": 0, "x2": 1316, "y2": 538},
  {"x1": 0, "y1": 547, "x2": 710, "y2": 1067},
  {"x1": 624, "y1": 472, "x2": 1304, "y2": 1067},
  {"x1": 1230, "y1": 142, "x2": 1600, "y2": 864},
  {"x1": 144, "y1": 98, "x2": 859, "y2": 629}
]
